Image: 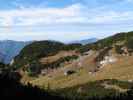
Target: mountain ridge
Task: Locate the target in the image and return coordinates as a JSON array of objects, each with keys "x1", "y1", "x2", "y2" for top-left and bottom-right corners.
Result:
[
  {"x1": 69, "y1": 38, "x2": 98, "y2": 45},
  {"x1": 0, "y1": 40, "x2": 31, "y2": 64}
]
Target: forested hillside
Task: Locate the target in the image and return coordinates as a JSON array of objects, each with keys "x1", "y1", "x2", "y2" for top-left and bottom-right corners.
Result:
[{"x1": 13, "y1": 40, "x2": 81, "y2": 76}]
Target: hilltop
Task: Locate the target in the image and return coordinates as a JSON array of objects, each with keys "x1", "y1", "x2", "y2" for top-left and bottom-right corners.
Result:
[{"x1": 13, "y1": 40, "x2": 82, "y2": 76}]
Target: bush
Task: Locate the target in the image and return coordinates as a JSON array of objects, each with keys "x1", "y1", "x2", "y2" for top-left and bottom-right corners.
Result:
[
  {"x1": 125, "y1": 38, "x2": 133, "y2": 52},
  {"x1": 26, "y1": 61, "x2": 42, "y2": 76},
  {"x1": 42, "y1": 55, "x2": 78, "y2": 69},
  {"x1": 95, "y1": 47, "x2": 112, "y2": 62},
  {"x1": 115, "y1": 45, "x2": 124, "y2": 54}
]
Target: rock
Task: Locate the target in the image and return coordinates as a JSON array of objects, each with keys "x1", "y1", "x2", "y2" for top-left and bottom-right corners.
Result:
[
  {"x1": 10, "y1": 59, "x2": 14, "y2": 66},
  {"x1": 128, "y1": 80, "x2": 133, "y2": 82},
  {"x1": 99, "y1": 56, "x2": 117, "y2": 66},
  {"x1": 41, "y1": 70, "x2": 47, "y2": 76}
]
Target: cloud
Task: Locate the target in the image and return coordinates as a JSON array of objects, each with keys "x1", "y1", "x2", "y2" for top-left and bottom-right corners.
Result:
[
  {"x1": 87, "y1": 11, "x2": 133, "y2": 25},
  {"x1": 126, "y1": 0, "x2": 133, "y2": 2},
  {"x1": 0, "y1": 1, "x2": 133, "y2": 42},
  {"x1": 0, "y1": 2, "x2": 133, "y2": 28},
  {"x1": 0, "y1": 3, "x2": 86, "y2": 26}
]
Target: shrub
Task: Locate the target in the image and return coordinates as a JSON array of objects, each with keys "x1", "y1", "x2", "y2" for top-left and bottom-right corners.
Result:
[{"x1": 115, "y1": 45, "x2": 124, "y2": 54}]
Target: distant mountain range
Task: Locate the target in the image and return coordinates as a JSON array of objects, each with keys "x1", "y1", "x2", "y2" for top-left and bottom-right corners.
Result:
[
  {"x1": 70, "y1": 38, "x2": 98, "y2": 45},
  {"x1": 0, "y1": 40, "x2": 31, "y2": 64}
]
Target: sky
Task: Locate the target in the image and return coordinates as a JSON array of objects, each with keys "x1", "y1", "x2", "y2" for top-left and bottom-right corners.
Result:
[{"x1": 0, "y1": 0, "x2": 133, "y2": 42}]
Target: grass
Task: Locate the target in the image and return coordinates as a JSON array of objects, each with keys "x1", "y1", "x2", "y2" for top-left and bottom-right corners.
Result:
[
  {"x1": 53, "y1": 79, "x2": 133, "y2": 100},
  {"x1": 18, "y1": 48, "x2": 133, "y2": 100},
  {"x1": 28, "y1": 54, "x2": 133, "y2": 90}
]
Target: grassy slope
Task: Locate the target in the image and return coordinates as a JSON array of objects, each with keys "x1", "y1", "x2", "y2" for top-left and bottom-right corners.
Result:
[
  {"x1": 17, "y1": 32, "x2": 133, "y2": 98},
  {"x1": 29, "y1": 54, "x2": 133, "y2": 100},
  {"x1": 55, "y1": 79, "x2": 133, "y2": 100},
  {"x1": 40, "y1": 51, "x2": 78, "y2": 64},
  {"x1": 29, "y1": 50, "x2": 133, "y2": 90}
]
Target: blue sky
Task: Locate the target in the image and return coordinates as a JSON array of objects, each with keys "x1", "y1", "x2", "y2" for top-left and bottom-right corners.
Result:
[{"x1": 0, "y1": 0, "x2": 133, "y2": 42}]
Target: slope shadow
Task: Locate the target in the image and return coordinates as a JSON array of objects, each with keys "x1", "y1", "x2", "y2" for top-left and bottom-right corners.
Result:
[{"x1": 0, "y1": 72, "x2": 65, "y2": 99}]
